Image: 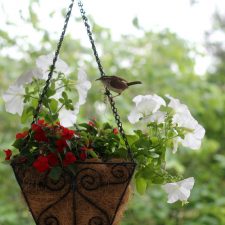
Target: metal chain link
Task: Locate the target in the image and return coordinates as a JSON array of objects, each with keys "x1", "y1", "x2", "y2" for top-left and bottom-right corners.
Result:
[
  {"x1": 78, "y1": 1, "x2": 105, "y2": 77},
  {"x1": 32, "y1": 0, "x2": 75, "y2": 124},
  {"x1": 77, "y1": 0, "x2": 134, "y2": 161},
  {"x1": 23, "y1": 0, "x2": 75, "y2": 150}
]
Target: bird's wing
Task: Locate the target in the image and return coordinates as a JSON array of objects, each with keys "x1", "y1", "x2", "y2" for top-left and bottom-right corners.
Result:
[
  {"x1": 111, "y1": 76, "x2": 127, "y2": 82},
  {"x1": 109, "y1": 78, "x2": 128, "y2": 89}
]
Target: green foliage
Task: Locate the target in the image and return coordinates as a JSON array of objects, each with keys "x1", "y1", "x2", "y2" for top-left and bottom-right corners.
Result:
[{"x1": 0, "y1": 2, "x2": 225, "y2": 225}]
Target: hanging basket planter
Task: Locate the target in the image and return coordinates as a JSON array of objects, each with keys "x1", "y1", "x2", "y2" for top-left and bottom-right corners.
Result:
[
  {"x1": 2, "y1": 0, "x2": 206, "y2": 224},
  {"x1": 12, "y1": 159, "x2": 135, "y2": 225}
]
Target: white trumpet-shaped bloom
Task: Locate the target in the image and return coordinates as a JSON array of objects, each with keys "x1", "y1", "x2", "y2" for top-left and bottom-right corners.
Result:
[
  {"x1": 58, "y1": 107, "x2": 80, "y2": 128},
  {"x1": 2, "y1": 85, "x2": 25, "y2": 116},
  {"x1": 162, "y1": 177, "x2": 195, "y2": 203},
  {"x1": 36, "y1": 53, "x2": 70, "y2": 79},
  {"x1": 166, "y1": 95, "x2": 205, "y2": 151},
  {"x1": 128, "y1": 94, "x2": 166, "y2": 124},
  {"x1": 15, "y1": 68, "x2": 44, "y2": 86}
]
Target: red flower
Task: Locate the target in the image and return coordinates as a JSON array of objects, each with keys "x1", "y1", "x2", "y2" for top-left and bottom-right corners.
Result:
[
  {"x1": 88, "y1": 121, "x2": 95, "y2": 127},
  {"x1": 47, "y1": 153, "x2": 59, "y2": 167},
  {"x1": 63, "y1": 152, "x2": 77, "y2": 167},
  {"x1": 80, "y1": 152, "x2": 87, "y2": 161},
  {"x1": 37, "y1": 119, "x2": 47, "y2": 126},
  {"x1": 113, "y1": 128, "x2": 119, "y2": 135},
  {"x1": 56, "y1": 139, "x2": 68, "y2": 152},
  {"x1": 61, "y1": 127, "x2": 75, "y2": 140},
  {"x1": 31, "y1": 123, "x2": 40, "y2": 131},
  {"x1": 34, "y1": 130, "x2": 48, "y2": 142},
  {"x1": 32, "y1": 123, "x2": 48, "y2": 142},
  {"x1": 33, "y1": 156, "x2": 49, "y2": 173},
  {"x1": 4, "y1": 149, "x2": 12, "y2": 160},
  {"x1": 16, "y1": 130, "x2": 28, "y2": 139}
]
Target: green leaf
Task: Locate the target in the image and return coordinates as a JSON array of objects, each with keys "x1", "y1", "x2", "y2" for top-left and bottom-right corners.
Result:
[
  {"x1": 48, "y1": 166, "x2": 62, "y2": 181},
  {"x1": 136, "y1": 177, "x2": 147, "y2": 195},
  {"x1": 21, "y1": 108, "x2": 33, "y2": 124},
  {"x1": 12, "y1": 139, "x2": 24, "y2": 149},
  {"x1": 150, "y1": 137, "x2": 159, "y2": 145},
  {"x1": 49, "y1": 99, "x2": 58, "y2": 113},
  {"x1": 88, "y1": 150, "x2": 98, "y2": 158},
  {"x1": 62, "y1": 91, "x2": 68, "y2": 100},
  {"x1": 46, "y1": 82, "x2": 56, "y2": 97}
]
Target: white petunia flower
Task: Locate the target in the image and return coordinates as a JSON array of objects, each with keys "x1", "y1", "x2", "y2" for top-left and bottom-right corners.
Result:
[
  {"x1": 15, "y1": 68, "x2": 44, "y2": 86},
  {"x1": 172, "y1": 136, "x2": 182, "y2": 153},
  {"x1": 182, "y1": 123, "x2": 205, "y2": 150},
  {"x1": 148, "y1": 111, "x2": 166, "y2": 124},
  {"x1": 2, "y1": 85, "x2": 25, "y2": 116},
  {"x1": 166, "y1": 94, "x2": 205, "y2": 151},
  {"x1": 75, "y1": 69, "x2": 92, "y2": 105},
  {"x1": 162, "y1": 177, "x2": 195, "y2": 203},
  {"x1": 58, "y1": 107, "x2": 80, "y2": 127},
  {"x1": 36, "y1": 53, "x2": 70, "y2": 79},
  {"x1": 128, "y1": 94, "x2": 166, "y2": 124},
  {"x1": 166, "y1": 94, "x2": 193, "y2": 128}
]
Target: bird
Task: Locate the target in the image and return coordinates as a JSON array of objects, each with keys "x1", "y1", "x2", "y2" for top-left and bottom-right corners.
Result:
[{"x1": 96, "y1": 75, "x2": 142, "y2": 97}]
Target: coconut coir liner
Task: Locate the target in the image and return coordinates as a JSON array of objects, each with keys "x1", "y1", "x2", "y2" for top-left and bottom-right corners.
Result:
[{"x1": 13, "y1": 158, "x2": 134, "y2": 225}]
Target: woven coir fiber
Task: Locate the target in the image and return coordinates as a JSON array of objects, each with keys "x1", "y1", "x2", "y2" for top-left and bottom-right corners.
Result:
[
  {"x1": 12, "y1": 158, "x2": 134, "y2": 225},
  {"x1": 75, "y1": 158, "x2": 133, "y2": 225}
]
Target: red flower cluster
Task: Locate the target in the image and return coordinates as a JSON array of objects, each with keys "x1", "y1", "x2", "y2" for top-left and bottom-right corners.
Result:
[
  {"x1": 16, "y1": 130, "x2": 28, "y2": 139},
  {"x1": 33, "y1": 156, "x2": 49, "y2": 173},
  {"x1": 47, "y1": 153, "x2": 59, "y2": 167},
  {"x1": 14, "y1": 119, "x2": 95, "y2": 173},
  {"x1": 63, "y1": 152, "x2": 77, "y2": 166},
  {"x1": 60, "y1": 127, "x2": 75, "y2": 140},
  {"x1": 55, "y1": 125, "x2": 75, "y2": 152},
  {"x1": 4, "y1": 149, "x2": 12, "y2": 160},
  {"x1": 56, "y1": 139, "x2": 68, "y2": 152},
  {"x1": 32, "y1": 120, "x2": 48, "y2": 142},
  {"x1": 79, "y1": 146, "x2": 93, "y2": 161},
  {"x1": 33, "y1": 153, "x2": 60, "y2": 173}
]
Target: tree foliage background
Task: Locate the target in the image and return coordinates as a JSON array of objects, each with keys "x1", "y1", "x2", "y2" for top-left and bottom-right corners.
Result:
[{"x1": 0, "y1": 1, "x2": 225, "y2": 225}]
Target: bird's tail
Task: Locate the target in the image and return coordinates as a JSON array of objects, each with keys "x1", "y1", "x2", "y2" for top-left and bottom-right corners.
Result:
[{"x1": 127, "y1": 81, "x2": 142, "y2": 86}]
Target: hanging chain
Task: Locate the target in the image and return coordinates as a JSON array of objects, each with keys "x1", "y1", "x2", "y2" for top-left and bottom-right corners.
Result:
[
  {"x1": 32, "y1": 0, "x2": 75, "y2": 124},
  {"x1": 23, "y1": 0, "x2": 75, "y2": 150},
  {"x1": 77, "y1": 0, "x2": 134, "y2": 161}
]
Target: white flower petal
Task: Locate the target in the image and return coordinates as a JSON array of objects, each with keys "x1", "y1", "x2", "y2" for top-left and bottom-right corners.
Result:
[
  {"x1": 172, "y1": 136, "x2": 182, "y2": 153},
  {"x1": 166, "y1": 95, "x2": 205, "y2": 151},
  {"x1": 181, "y1": 124, "x2": 205, "y2": 150},
  {"x1": 75, "y1": 69, "x2": 92, "y2": 105},
  {"x1": 128, "y1": 94, "x2": 166, "y2": 124},
  {"x1": 2, "y1": 85, "x2": 25, "y2": 116},
  {"x1": 128, "y1": 109, "x2": 142, "y2": 124},
  {"x1": 162, "y1": 177, "x2": 195, "y2": 204},
  {"x1": 194, "y1": 124, "x2": 205, "y2": 139},
  {"x1": 36, "y1": 53, "x2": 70, "y2": 79},
  {"x1": 179, "y1": 177, "x2": 195, "y2": 190},
  {"x1": 149, "y1": 111, "x2": 166, "y2": 124},
  {"x1": 167, "y1": 193, "x2": 180, "y2": 204},
  {"x1": 166, "y1": 94, "x2": 189, "y2": 113},
  {"x1": 182, "y1": 133, "x2": 202, "y2": 150},
  {"x1": 15, "y1": 68, "x2": 44, "y2": 86},
  {"x1": 58, "y1": 107, "x2": 79, "y2": 127}
]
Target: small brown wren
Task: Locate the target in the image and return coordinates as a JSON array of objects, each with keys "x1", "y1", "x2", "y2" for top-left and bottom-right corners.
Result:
[{"x1": 96, "y1": 75, "x2": 142, "y2": 97}]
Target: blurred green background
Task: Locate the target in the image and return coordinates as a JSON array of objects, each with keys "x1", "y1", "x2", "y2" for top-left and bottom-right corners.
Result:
[{"x1": 0, "y1": 1, "x2": 225, "y2": 225}]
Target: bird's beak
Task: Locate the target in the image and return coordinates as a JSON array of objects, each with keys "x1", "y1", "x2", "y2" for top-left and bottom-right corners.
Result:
[{"x1": 95, "y1": 78, "x2": 101, "y2": 81}]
